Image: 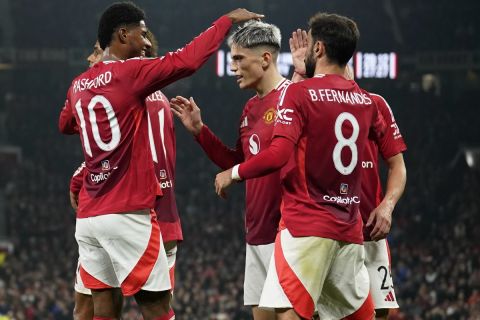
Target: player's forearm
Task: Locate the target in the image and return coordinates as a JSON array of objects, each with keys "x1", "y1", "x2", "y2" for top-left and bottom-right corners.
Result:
[
  {"x1": 195, "y1": 125, "x2": 243, "y2": 170},
  {"x1": 382, "y1": 153, "x2": 407, "y2": 210},
  {"x1": 58, "y1": 107, "x2": 79, "y2": 134},
  {"x1": 70, "y1": 163, "x2": 85, "y2": 194},
  {"x1": 234, "y1": 136, "x2": 293, "y2": 180}
]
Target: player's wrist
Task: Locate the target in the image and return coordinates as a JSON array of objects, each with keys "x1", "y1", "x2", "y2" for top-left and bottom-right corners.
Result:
[
  {"x1": 231, "y1": 164, "x2": 241, "y2": 181},
  {"x1": 192, "y1": 122, "x2": 204, "y2": 136}
]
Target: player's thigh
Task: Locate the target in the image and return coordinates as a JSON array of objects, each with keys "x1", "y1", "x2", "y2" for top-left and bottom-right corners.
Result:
[
  {"x1": 134, "y1": 289, "x2": 171, "y2": 316},
  {"x1": 74, "y1": 260, "x2": 92, "y2": 296},
  {"x1": 364, "y1": 239, "x2": 399, "y2": 310},
  {"x1": 319, "y1": 242, "x2": 372, "y2": 319},
  {"x1": 95, "y1": 211, "x2": 171, "y2": 296},
  {"x1": 165, "y1": 241, "x2": 177, "y2": 290},
  {"x1": 73, "y1": 292, "x2": 93, "y2": 320},
  {"x1": 91, "y1": 288, "x2": 123, "y2": 318},
  {"x1": 259, "y1": 229, "x2": 337, "y2": 320},
  {"x1": 244, "y1": 242, "x2": 274, "y2": 306}
]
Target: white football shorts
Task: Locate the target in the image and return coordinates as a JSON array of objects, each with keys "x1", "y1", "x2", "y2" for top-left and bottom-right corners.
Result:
[
  {"x1": 75, "y1": 210, "x2": 171, "y2": 296},
  {"x1": 259, "y1": 228, "x2": 374, "y2": 320},
  {"x1": 364, "y1": 239, "x2": 399, "y2": 309},
  {"x1": 244, "y1": 242, "x2": 274, "y2": 305}
]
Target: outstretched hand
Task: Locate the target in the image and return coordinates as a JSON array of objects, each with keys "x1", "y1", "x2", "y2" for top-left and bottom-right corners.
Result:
[
  {"x1": 226, "y1": 8, "x2": 264, "y2": 24},
  {"x1": 170, "y1": 96, "x2": 203, "y2": 136},
  {"x1": 215, "y1": 168, "x2": 234, "y2": 199},
  {"x1": 289, "y1": 29, "x2": 308, "y2": 76}
]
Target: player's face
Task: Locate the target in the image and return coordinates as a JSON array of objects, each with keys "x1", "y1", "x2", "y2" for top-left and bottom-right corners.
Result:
[
  {"x1": 126, "y1": 20, "x2": 151, "y2": 58},
  {"x1": 87, "y1": 41, "x2": 103, "y2": 67},
  {"x1": 305, "y1": 30, "x2": 316, "y2": 78},
  {"x1": 230, "y1": 45, "x2": 265, "y2": 90}
]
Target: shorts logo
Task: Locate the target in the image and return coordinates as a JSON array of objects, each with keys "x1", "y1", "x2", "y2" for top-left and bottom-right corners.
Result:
[
  {"x1": 385, "y1": 291, "x2": 396, "y2": 302},
  {"x1": 159, "y1": 169, "x2": 167, "y2": 180},
  {"x1": 249, "y1": 134, "x2": 260, "y2": 155},
  {"x1": 276, "y1": 108, "x2": 294, "y2": 124},
  {"x1": 340, "y1": 183, "x2": 348, "y2": 194},
  {"x1": 101, "y1": 160, "x2": 110, "y2": 171},
  {"x1": 263, "y1": 108, "x2": 276, "y2": 124}
]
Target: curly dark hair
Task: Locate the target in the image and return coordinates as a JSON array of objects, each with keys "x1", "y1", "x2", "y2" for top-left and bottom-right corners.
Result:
[
  {"x1": 97, "y1": 2, "x2": 146, "y2": 50},
  {"x1": 308, "y1": 12, "x2": 359, "y2": 66}
]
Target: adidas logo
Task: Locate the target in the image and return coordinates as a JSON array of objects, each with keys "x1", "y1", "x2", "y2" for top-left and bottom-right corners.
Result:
[
  {"x1": 240, "y1": 117, "x2": 248, "y2": 128},
  {"x1": 384, "y1": 291, "x2": 396, "y2": 302}
]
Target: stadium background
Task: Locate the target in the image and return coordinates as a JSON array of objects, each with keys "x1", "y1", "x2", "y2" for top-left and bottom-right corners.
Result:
[{"x1": 0, "y1": 0, "x2": 479, "y2": 319}]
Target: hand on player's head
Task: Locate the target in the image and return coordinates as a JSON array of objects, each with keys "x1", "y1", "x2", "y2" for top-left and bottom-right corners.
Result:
[{"x1": 226, "y1": 8, "x2": 264, "y2": 24}]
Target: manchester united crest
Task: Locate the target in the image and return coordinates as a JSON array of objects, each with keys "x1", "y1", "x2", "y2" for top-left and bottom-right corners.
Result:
[{"x1": 263, "y1": 108, "x2": 276, "y2": 124}]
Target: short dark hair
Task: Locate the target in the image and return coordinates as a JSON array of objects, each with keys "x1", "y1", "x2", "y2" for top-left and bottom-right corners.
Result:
[
  {"x1": 97, "y1": 2, "x2": 146, "y2": 50},
  {"x1": 308, "y1": 13, "x2": 359, "y2": 66}
]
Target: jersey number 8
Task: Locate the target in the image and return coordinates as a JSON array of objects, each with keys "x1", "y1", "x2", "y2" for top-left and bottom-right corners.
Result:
[{"x1": 333, "y1": 112, "x2": 359, "y2": 175}]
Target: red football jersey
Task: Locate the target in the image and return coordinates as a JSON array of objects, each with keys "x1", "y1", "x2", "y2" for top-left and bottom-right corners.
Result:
[
  {"x1": 360, "y1": 94, "x2": 406, "y2": 241},
  {"x1": 239, "y1": 79, "x2": 290, "y2": 245},
  {"x1": 273, "y1": 74, "x2": 386, "y2": 244},
  {"x1": 61, "y1": 16, "x2": 232, "y2": 218},
  {"x1": 69, "y1": 91, "x2": 183, "y2": 242},
  {"x1": 196, "y1": 79, "x2": 290, "y2": 245},
  {"x1": 146, "y1": 91, "x2": 183, "y2": 242}
]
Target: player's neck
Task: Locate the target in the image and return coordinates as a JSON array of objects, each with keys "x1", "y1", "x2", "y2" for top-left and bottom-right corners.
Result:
[
  {"x1": 255, "y1": 69, "x2": 284, "y2": 99},
  {"x1": 314, "y1": 62, "x2": 346, "y2": 77},
  {"x1": 101, "y1": 47, "x2": 125, "y2": 62}
]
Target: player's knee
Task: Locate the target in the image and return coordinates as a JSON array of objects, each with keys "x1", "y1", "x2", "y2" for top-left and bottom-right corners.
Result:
[{"x1": 375, "y1": 308, "x2": 389, "y2": 319}]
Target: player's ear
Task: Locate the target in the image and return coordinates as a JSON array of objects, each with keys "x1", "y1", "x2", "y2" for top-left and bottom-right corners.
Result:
[
  {"x1": 117, "y1": 27, "x2": 129, "y2": 45},
  {"x1": 314, "y1": 40, "x2": 324, "y2": 58},
  {"x1": 262, "y1": 51, "x2": 272, "y2": 68}
]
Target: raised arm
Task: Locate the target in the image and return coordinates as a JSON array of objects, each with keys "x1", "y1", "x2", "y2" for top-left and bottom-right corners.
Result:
[
  {"x1": 132, "y1": 9, "x2": 265, "y2": 97},
  {"x1": 171, "y1": 96, "x2": 243, "y2": 169}
]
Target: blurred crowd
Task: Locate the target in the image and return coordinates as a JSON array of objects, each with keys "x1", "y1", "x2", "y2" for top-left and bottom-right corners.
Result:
[{"x1": 0, "y1": 75, "x2": 478, "y2": 320}]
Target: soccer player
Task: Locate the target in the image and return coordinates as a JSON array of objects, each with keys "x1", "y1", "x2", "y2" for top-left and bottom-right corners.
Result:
[
  {"x1": 67, "y1": 30, "x2": 184, "y2": 320},
  {"x1": 360, "y1": 92, "x2": 406, "y2": 319},
  {"x1": 215, "y1": 13, "x2": 386, "y2": 319},
  {"x1": 290, "y1": 32, "x2": 408, "y2": 320},
  {"x1": 170, "y1": 21, "x2": 289, "y2": 320},
  {"x1": 58, "y1": 3, "x2": 262, "y2": 319}
]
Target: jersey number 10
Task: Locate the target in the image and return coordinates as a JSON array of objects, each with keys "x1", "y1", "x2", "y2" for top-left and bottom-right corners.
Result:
[{"x1": 75, "y1": 95, "x2": 167, "y2": 162}]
